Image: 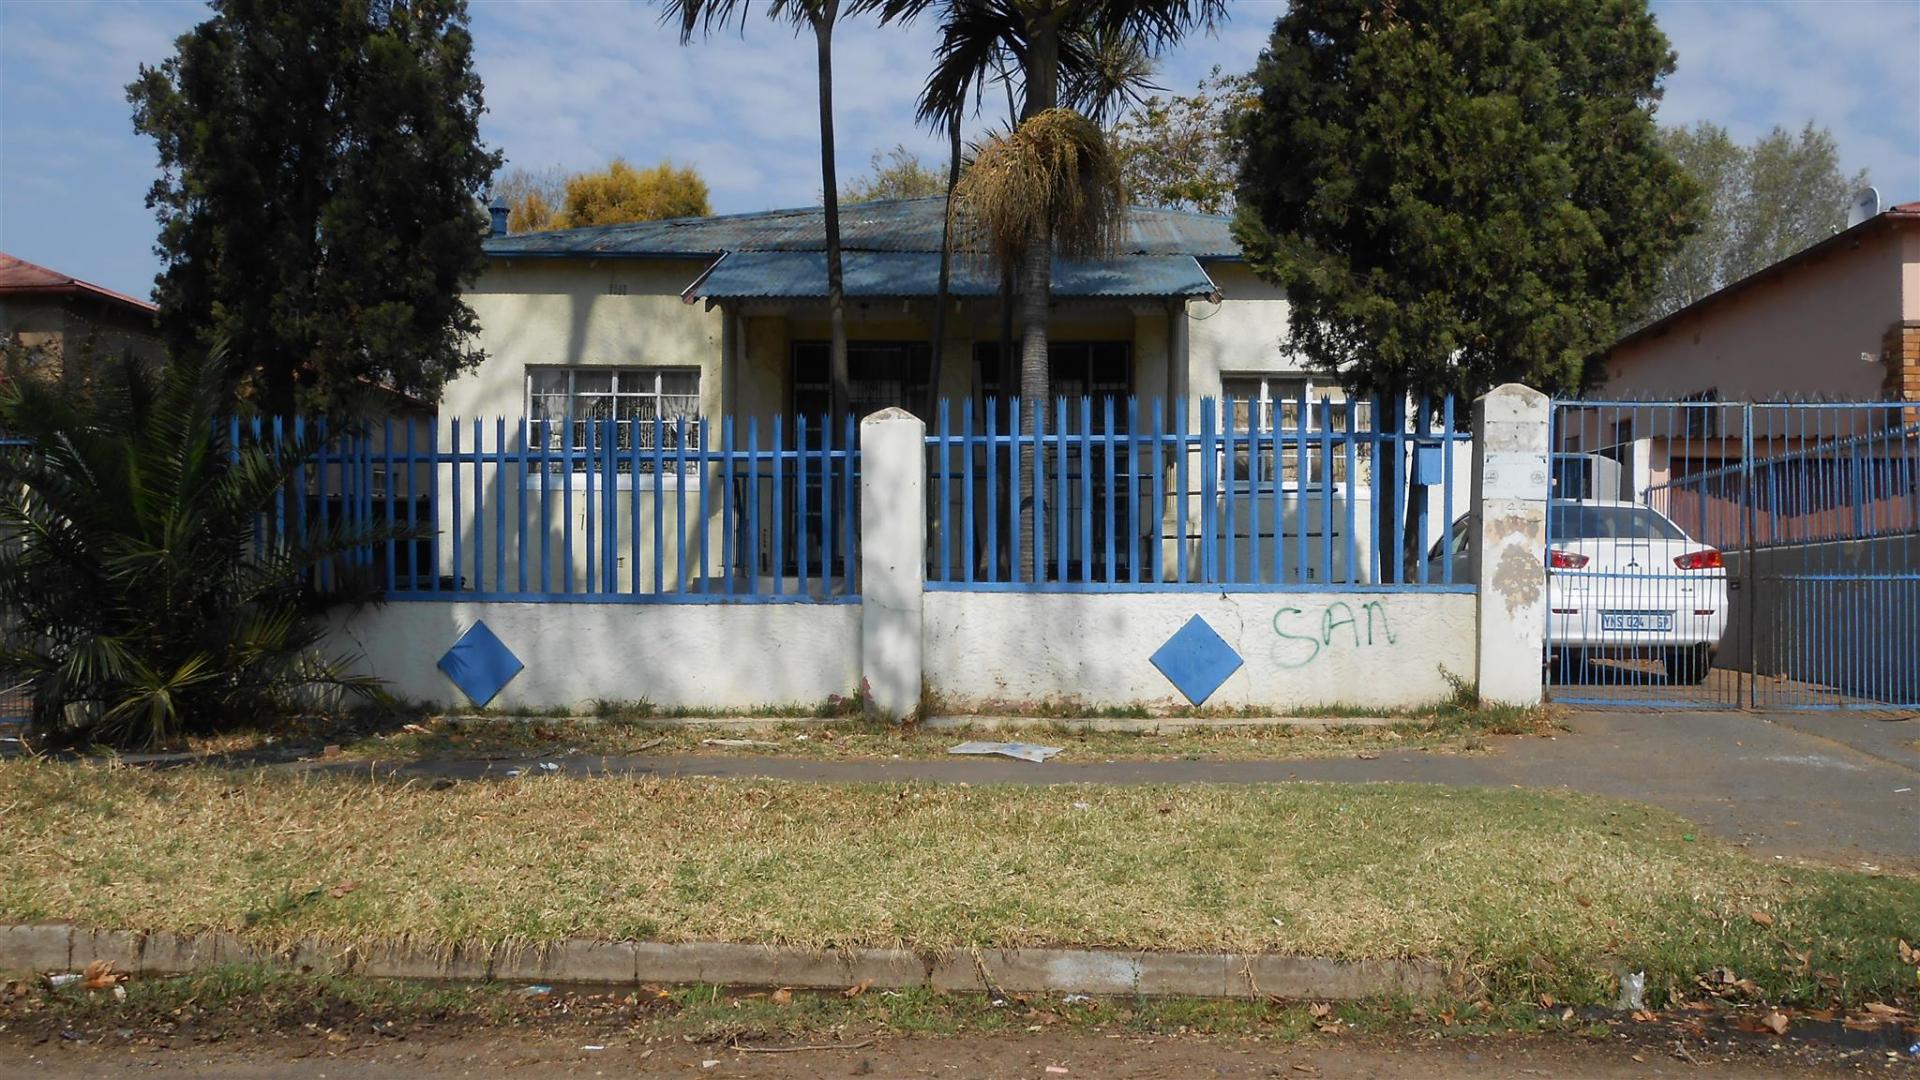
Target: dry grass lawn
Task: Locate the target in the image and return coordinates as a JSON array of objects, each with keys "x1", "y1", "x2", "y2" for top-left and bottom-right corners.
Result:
[{"x1": 0, "y1": 759, "x2": 1913, "y2": 1006}]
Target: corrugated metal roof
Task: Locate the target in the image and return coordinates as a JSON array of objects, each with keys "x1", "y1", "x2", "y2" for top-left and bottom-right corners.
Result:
[
  {"x1": 485, "y1": 197, "x2": 1240, "y2": 260},
  {"x1": 687, "y1": 251, "x2": 1217, "y2": 301}
]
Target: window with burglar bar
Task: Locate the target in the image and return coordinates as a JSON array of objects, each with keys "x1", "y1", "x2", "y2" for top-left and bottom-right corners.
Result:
[
  {"x1": 1219, "y1": 375, "x2": 1372, "y2": 486},
  {"x1": 525, "y1": 367, "x2": 701, "y2": 480}
]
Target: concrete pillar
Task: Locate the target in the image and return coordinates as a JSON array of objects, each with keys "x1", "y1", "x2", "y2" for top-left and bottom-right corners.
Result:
[
  {"x1": 860, "y1": 408, "x2": 926, "y2": 720},
  {"x1": 1468, "y1": 384, "x2": 1551, "y2": 706}
]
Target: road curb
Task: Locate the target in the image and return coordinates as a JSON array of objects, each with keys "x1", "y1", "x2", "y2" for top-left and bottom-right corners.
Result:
[{"x1": 1, "y1": 924, "x2": 1444, "y2": 1001}]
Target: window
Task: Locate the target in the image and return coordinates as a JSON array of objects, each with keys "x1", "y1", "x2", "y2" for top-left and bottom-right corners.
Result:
[
  {"x1": 793, "y1": 342, "x2": 929, "y2": 421},
  {"x1": 974, "y1": 341, "x2": 1130, "y2": 404},
  {"x1": 1683, "y1": 389, "x2": 1723, "y2": 439},
  {"x1": 525, "y1": 367, "x2": 701, "y2": 481},
  {"x1": 1219, "y1": 374, "x2": 1368, "y2": 485}
]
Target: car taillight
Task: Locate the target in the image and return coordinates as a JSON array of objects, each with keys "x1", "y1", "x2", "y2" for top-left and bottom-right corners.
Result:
[
  {"x1": 1548, "y1": 549, "x2": 1589, "y2": 569},
  {"x1": 1673, "y1": 549, "x2": 1723, "y2": 570}
]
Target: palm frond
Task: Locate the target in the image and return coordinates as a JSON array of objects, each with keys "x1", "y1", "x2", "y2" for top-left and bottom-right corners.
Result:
[{"x1": 950, "y1": 107, "x2": 1128, "y2": 270}]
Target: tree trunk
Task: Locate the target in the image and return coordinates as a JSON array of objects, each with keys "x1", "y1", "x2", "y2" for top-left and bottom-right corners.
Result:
[
  {"x1": 813, "y1": 7, "x2": 851, "y2": 424},
  {"x1": 1013, "y1": 19, "x2": 1061, "y2": 582},
  {"x1": 1017, "y1": 235, "x2": 1052, "y2": 581},
  {"x1": 926, "y1": 110, "x2": 962, "y2": 419}
]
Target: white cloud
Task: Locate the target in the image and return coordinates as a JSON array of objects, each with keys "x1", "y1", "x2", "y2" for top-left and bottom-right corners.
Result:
[{"x1": 1652, "y1": 0, "x2": 1920, "y2": 198}]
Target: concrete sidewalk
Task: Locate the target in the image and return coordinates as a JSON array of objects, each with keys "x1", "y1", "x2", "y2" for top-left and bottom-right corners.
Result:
[{"x1": 309, "y1": 710, "x2": 1920, "y2": 871}]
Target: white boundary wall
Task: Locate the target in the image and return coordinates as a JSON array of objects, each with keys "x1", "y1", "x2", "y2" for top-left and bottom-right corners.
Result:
[
  {"x1": 330, "y1": 601, "x2": 860, "y2": 712},
  {"x1": 321, "y1": 388, "x2": 1544, "y2": 715},
  {"x1": 924, "y1": 591, "x2": 1476, "y2": 710}
]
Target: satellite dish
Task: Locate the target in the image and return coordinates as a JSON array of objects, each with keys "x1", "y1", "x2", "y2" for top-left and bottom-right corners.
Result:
[{"x1": 1846, "y1": 186, "x2": 1881, "y2": 228}]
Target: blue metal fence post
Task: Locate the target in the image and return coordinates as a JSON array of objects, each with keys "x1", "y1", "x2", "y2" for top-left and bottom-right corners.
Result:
[
  {"x1": 772, "y1": 414, "x2": 785, "y2": 596},
  {"x1": 1174, "y1": 400, "x2": 1189, "y2": 584},
  {"x1": 1200, "y1": 397, "x2": 1217, "y2": 583},
  {"x1": 1009, "y1": 398, "x2": 1022, "y2": 583},
  {"x1": 747, "y1": 417, "x2": 761, "y2": 594},
  {"x1": 937, "y1": 400, "x2": 951, "y2": 583},
  {"x1": 962, "y1": 398, "x2": 976, "y2": 585},
  {"x1": 1221, "y1": 396, "x2": 1237, "y2": 583},
  {"x1": 842, "y1": 413, "x2": 856, "y2": 595},
  {"x1": 797, "y1": 415, "x2": 811, "y2": 595},
  {"x1": 1102, "y1": 396, "x2": 1116, "y2": 585},
  {"x1": 722, "y1": 415, "x2": 736, "y2": 596}
]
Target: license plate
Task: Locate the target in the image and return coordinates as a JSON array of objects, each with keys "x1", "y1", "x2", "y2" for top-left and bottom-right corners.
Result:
[{"x1": 1601, "y1": 611, "x2": 1672, "y2": 632}]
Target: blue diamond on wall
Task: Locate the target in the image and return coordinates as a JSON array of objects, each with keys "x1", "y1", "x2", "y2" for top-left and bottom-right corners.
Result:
[
  {"x1": 438, "y1": 620, "x2": 523, "y2": 707},
  {"x1": 1150, "y1": 616, "x2": 1243, "y2": 706}
]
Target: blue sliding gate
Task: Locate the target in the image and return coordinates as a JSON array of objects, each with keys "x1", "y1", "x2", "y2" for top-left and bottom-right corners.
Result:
[{"x1": 1548, "y1": 399, "x2": 1919, "y2": 711}]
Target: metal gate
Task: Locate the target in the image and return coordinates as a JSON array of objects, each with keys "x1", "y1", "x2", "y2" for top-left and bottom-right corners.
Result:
[{"x1": 1548, "y1": 399, "x2": 1920, "y2": 711}]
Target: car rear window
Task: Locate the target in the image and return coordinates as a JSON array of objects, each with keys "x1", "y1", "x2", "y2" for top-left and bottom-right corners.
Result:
[{"x1": 1549, "y1": 505, "x2": 1686, "y2": 542}]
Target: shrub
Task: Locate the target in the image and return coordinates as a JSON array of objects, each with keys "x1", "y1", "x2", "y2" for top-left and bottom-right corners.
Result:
[{"x1": 0, "y1": 351, "x2": 386, "y2": 747}]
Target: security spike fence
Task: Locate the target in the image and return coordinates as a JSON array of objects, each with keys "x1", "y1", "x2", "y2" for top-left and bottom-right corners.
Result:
[
  {"x1": 925, "y1": 394, "x2": 1472, "y2": 590},
  {"x1": 353, "y1": 413, "x2": 861, "y2": 603},
  {"x1": 219, "y1": 396, "x2": 1471, "y2": 603}
]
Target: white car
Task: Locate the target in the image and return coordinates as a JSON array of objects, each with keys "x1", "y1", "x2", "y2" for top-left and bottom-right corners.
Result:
[{"x1": 1427, "y1": 500, "x2": 1730, "y2": 683}]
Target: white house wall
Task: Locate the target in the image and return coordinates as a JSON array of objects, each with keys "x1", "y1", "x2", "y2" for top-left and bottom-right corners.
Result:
[{"x1": 455, "y1": 259, "x2": 725, "y2": 422}]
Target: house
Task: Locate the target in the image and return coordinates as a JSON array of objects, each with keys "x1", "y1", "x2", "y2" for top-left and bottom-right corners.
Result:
[
  {"x1": 429, "y1": 197, "x2": 1392, "y2": 591},
  {"x1": 456, "y1": 196, "x2": 1311, "y2": 431},
  {"x1": 1596, "y1": 201, "x2": 1920, "y2": 404},
  {"x1": 0, "y1": 251, "x2": 163, "y2": 384},
  {"x1": 1558, "y1": 201, "x2": 1920, "y2": 512}
]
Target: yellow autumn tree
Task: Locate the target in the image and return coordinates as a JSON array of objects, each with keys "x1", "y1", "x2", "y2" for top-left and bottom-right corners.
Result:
[{"x1": 557, "y1": 159, "x2": 711, "y2": 228}]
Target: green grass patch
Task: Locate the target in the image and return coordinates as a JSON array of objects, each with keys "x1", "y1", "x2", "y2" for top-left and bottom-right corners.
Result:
[{"x1": 0, "y1": 759, "x2": 1911, "y2": 1010}]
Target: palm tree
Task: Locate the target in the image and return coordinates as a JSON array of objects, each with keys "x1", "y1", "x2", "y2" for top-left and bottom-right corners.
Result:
[
  {"x1": 666, "y1": 0, "x2": 855, "y2": 422},
  {"x1": 918, "y1": 22, "x2": 1153, "y2": 418},
  {"x1": 882, "y1": 0, "x2": 1225, "y2": 575}
]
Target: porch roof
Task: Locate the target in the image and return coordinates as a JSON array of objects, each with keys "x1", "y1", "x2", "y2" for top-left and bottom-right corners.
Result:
[{"x1": 683, "y1": 250, "x2": 1218, "y2": 301}]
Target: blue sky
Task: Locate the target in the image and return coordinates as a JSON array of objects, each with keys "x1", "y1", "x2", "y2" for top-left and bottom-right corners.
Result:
[{"x1": 2, "y1": 0, "x2": 1916, "y2": 301}]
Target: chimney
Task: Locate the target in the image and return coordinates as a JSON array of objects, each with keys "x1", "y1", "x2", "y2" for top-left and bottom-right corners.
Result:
[{"x1": 487, "y1": 197, "x2": 509, "y2": 237}]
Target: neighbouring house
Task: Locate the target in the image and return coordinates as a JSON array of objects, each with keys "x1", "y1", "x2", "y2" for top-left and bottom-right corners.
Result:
[
  {"x1": 1596, "y1": 201, "x2": 1920, "y2": 404},
  {"x1": 1558, "y1": 202, "x2": 1920, "y2": 507},
  {"x1": 0, "y1": 251, "x2": 163, "y2": 384}
]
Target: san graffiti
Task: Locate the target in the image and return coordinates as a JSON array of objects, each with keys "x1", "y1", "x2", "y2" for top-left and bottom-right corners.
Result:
[{"x1": 1271, "y1": 600, "x2": 1397, "y2": 668}]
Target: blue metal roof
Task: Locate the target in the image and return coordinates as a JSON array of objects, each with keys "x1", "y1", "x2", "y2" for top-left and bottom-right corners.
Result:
[
  {"x1": 688, "y1": 251, "x2": 1218, "y2": 301},
  {"x1": 484, "y1": 197, "x2": 1240, "y2": 261}
]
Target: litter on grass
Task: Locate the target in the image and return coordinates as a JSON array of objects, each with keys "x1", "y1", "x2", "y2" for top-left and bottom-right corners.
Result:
[
  {"x1": 701, "y1": 738, "x2": 778, "y2": 749},
  {"x1": 947, "y1": 741, "x2": 1061, "y2": 763}
]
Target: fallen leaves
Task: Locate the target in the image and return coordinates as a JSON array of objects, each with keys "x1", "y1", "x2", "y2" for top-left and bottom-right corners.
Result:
[
  {"x1": 769, "y1": 987, "x2": 793, "y2": 1006},
  {"x1": 1760, "y1": 1010, "x2": 1788, "y2": 1036},
  {"x1": 328, "y1": 879, "x2": 359, "y2": 899},
  {"x1": 843, "y1": 979, "x2": 872, "y2": 998},
  {"x1": 1899, "y1": 938, "x2": 1917, "y2": 966},
  {"x1": 1749, "y1": 910, "x2": 1774, "y2": 927}
]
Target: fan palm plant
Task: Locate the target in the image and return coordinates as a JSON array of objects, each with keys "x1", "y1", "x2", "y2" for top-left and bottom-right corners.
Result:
[
  {"x1": 877, "y1": 0, "x2": 1224, "y2": 575},
  {"x1": 0, "y1": 350, "x2": 386, "y2": 748}
]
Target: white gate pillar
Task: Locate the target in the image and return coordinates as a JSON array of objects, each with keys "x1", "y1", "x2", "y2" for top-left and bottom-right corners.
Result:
[
  {"x1": 859, "y1": 408, "x2": 926, "y2": 721},
  {"x1": 1469, "y1": 384, "x2": 1551, "y2": 705}
]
